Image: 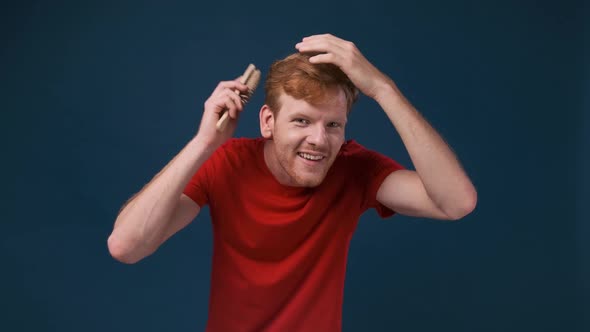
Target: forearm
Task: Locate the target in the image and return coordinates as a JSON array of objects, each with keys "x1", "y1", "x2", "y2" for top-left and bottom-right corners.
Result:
[
  {"x1": 109, "y1": 135, "x2": 215, "y2": 261},
  {"x1": 375, "y1": 83, "x2": 477, "y2": 218}
]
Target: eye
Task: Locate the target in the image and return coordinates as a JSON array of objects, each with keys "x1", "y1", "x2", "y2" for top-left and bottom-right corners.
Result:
[
  {"x1": 293, "y1": 118, "x2": 310, "y2": 125},
  {"x1": 327, "y1": 122, "x2": 341, "y2": 128}
]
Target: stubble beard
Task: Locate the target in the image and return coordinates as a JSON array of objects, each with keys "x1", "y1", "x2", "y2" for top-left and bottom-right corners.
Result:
[{"x1": 276, "y1": 147, "x2": 330, "y2": 188}]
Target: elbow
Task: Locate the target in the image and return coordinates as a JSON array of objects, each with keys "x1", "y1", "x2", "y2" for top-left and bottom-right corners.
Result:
[
  {"x1": 444, "y1": 188, "x2": 478, "y2": 221},
  {"x1": 107, "y1": 234, "x2": 141, "y2": 264}
]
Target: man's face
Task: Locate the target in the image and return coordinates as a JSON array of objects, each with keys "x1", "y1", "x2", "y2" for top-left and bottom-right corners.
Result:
[{"x1": 262, "y1": 89, "x2": 348, "y2": 187}]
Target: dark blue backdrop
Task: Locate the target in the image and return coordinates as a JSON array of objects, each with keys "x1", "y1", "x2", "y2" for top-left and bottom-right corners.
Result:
[{"x1": 2, "y1": 0, "x2": 587, "y2": 331}]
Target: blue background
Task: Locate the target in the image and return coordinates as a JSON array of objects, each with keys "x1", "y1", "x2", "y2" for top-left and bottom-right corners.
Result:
[{"x1": 2, "y1": 0, "x2": 588, "y2": 331}]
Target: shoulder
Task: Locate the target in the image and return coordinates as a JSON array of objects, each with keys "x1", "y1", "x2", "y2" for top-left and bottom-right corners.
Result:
[
  {"x1": 217, "y1": 137, "x2": 262, "y2": 155},
  {"x1": 212, "y1": 137, "x2": 263, "y2": 164},
  {"x1": 338, "y1": 140, "x2": 386, "y2": 161},
  {"x1": 336, "y1": 139, "x2": 405, "y2": 171},
  {"x1": 220, "y1": 137, "x2": 261, "y2": 149},
  {"x1": 338, "y1": 139, "x2": 368, "y2": 156}
]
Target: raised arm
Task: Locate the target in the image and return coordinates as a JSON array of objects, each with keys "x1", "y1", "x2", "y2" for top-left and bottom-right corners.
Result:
[
  {"x1": 295, "y1": 34, "x2": 477, "y2": 220},
  {"x1": 108, "y1": 78, "x2": 249, "y2": 264}
]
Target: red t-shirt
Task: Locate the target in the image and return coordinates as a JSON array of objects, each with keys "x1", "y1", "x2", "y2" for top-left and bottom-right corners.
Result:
[{"x1": 183, "y1": 137, "x2": 404, "y2": 331}]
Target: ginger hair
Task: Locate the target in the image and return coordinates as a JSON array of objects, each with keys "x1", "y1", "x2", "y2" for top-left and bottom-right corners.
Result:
[{"x1": 264, "y1": 53, "x2": 359, "y2": 114}]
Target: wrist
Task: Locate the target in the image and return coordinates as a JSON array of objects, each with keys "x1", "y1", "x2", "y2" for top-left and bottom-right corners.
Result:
[
  {"x1": 374, "y1": 80, "x2": 412, "y2": 111},
  {"x1": 373, "y1": 79, "x2": 402, "y2": 104},
  {"x1": 190, "y1": 134, "x2": 220, "y2": 157}
]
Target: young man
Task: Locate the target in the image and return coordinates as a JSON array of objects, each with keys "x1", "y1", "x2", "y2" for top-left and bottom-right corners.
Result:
[{"x1": 108, "y1": 34, "x2": 477, "y2": 331}]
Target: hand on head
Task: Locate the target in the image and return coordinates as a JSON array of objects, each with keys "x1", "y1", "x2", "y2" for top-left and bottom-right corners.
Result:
[{"x1": 295, "y1": 33, "x2": 395, "y2": 101}]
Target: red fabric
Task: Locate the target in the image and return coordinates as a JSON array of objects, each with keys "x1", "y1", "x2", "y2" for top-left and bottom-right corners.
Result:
[{"x1": 183, "y1": 138, "x2": 404, "y2": 331}]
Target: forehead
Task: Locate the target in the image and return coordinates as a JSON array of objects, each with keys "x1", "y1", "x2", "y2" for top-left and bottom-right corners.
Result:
[{"x1": 277, "y1": 89, "x2": 348, "y2": 118}]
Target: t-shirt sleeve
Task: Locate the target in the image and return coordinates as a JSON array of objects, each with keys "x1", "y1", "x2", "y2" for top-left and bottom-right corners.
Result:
[
  {"x1": 183, "y1": 140, "x2": 232, "y2": 208},
  {"x1": 355, "y1": 145, "x2": 405, "y2": 218}
]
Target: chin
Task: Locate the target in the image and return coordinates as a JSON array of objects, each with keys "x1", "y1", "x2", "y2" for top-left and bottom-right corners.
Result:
[
  {"x1": 294, "y1": 173, "x2": 326, "y2": 188},
  {"x1": 299, "y1": 179, "x2": 322, "y2": 188}
]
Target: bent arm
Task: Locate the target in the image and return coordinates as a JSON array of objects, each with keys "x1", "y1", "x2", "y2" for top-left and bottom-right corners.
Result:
[
  {"x1": 374, "y1": 85, "x2": 477, "y2": 220},
  {"x1": 293, "y1": 34, "x2": 476, "y2": 219},
  {"x1": 108, "y1": 76, "x2": 250, "y2": 263},
  {"x1": 107, "y1": 136, "x2": 214, "y2": 264}
]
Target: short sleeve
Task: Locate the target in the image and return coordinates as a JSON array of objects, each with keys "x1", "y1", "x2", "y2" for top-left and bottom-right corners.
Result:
[
  {"x1": 365, "y1": 158, "x2": 404, "y2": 218},
  {"x1": 183, "y1": 140, "x2": 232, "y2": 208},
  {"x1": 349, "y1": 142, "x2": 405, "y2": 218}
]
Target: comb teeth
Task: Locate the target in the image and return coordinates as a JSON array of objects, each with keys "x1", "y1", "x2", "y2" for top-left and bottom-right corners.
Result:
[{"x1": 240, "y1": 69, "x2": 261, "y2": 103}]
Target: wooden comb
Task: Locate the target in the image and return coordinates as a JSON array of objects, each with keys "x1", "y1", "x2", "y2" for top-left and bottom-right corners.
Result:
[{"x1": 216, "y1": 63, "x2": 261, "y2": 131}]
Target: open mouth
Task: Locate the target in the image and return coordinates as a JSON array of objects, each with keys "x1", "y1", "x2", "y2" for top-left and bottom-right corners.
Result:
[{"x1": 297, "y1": 152, "x2": 325, "y2": 162}]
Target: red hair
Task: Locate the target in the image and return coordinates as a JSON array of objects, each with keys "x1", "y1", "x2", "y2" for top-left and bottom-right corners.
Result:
[{"x1": 264, "y1": 53, "x2": 359, "y2": 113}]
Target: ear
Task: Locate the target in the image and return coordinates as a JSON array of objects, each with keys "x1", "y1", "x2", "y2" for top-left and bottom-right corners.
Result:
[{"x1": 259, "y1": 104, "x2": 275, "y2": 139}]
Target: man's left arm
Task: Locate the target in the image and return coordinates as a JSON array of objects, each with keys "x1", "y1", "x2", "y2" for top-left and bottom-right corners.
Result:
[
  {"x1": 296, "y1": 34, "x2": 477, "y2": 220},
  {"x1": 374, "y1": 91, "x2": 477, "y2": 220}
]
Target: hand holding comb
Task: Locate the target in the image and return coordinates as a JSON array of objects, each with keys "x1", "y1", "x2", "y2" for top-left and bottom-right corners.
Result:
[{"x1": 216, "y1": 64, "x2": 261, "y2": 131}]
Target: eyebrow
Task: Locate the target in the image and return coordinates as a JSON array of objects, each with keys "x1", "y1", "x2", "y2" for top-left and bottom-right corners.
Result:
[
  {"x1": 289, "y1": 111, "x2": 311, "y2": 118},
  {"x1": 289, "y1": 112, "x2": 347, "y2": 124}
]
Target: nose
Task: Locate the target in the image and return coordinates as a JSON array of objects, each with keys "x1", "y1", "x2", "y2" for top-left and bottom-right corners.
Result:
[{"x1": 306, "y1": 124, "x2": 328, "y2": 147}]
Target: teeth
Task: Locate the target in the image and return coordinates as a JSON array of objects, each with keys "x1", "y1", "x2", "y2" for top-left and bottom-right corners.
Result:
[{"x1": 298, "y1": 153, "x2": 324, "y2": 161}]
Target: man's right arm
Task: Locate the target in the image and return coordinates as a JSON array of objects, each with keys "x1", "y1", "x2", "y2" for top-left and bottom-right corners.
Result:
[
  {"x1": 107, "y1": 78, "x2": 249, "y2": 264},
  {"x1": 107, "y1": 136, "x2": 214, "y2": 264}
]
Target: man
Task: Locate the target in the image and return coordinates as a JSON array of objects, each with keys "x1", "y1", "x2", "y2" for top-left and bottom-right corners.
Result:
[{"x1": 108, "y1": 34, "x2": 477, "y2": 331}]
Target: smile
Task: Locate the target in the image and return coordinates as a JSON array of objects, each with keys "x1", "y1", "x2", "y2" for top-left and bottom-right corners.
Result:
[{"x1": 297, "y1": 152, "x2": 325, "y2": 161}]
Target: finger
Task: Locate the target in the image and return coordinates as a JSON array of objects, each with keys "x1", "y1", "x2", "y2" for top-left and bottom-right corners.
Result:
[
  {"x1": 308, "y1": 53, "x2": 337, "y2": 64},
  {"x1": 211, "y1": 92, "x2": 237, "y2": 113},
  {"x1": 221, "y1": 97, "x2": 238, "y2": 119},
  {"x1": 301, "y1": 33, "x2": 345, "y2": 43},
  {"x1": 213, "y1": 80, "x2": 249, "y2": 96},
  {"x1": 228, "y1": 93, "x2": 241, "y2": 119},
  {"x1": 217, "y1": 98, "x2": 236, "y2": 119},
  {"x1": 225, "y1": 80, "x2": 249, "y2": 94},
  {"x1": 224, "y1": 89, "x2": 244, "y2": 114},
  {"x1": 295, "y1": 39, "x2": 345, "y2": 55}
]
